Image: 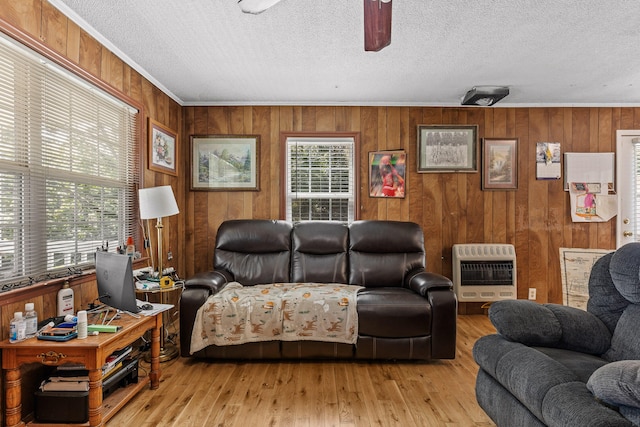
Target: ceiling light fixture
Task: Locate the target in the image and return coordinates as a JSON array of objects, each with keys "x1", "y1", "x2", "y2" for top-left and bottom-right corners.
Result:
[
  {"x1": 238, "y1": 0, "x2": 283, "y2": 14},
  {"x1": 461, "y1": 86, "x2": 510, "y2": 106},
  {"x1": 364, "y1": 0, "x2": 392, "y2": 52}
]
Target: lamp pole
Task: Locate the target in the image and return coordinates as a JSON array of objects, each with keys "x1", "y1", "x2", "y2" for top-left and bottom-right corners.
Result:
[{"x1": 155, "y1": 216, "x2": 164, "y2": 279}]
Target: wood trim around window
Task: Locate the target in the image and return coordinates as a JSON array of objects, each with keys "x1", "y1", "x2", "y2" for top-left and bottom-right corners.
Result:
[{"x1": 279, "y1": 131, "x2": 361, "y2": 221}]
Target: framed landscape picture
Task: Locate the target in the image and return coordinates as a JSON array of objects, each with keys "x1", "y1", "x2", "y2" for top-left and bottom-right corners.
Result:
[
  {"x1": 417, "y1": 125, "x2": 478, "y2": 173},
  {"x1": 482, "y1": 138, "x2": 518, "y2": 190},
  {"x1": 190, "y1": 135, "x2": 259, "y2": 191},
  {"x1": 148, "y1": 119, "x2": 178, "y2": 176}
]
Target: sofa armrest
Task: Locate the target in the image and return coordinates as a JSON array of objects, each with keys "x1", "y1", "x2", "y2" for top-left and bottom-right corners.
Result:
[
  {"x1": 184, "y1": 269, "x2": 232, "y2": 293},
  {"x1": 428, "y1": 288, "x2": 457, "y2": 359},
  {"x1": 180, "y1": 270, "x2": 232, "y2": 356},
  {"x1": 405, "y1": 269, "x2": 453, "y2": 296},
  {"x1": 489, "y1": 300, "x2": 612, "y2": 355}
]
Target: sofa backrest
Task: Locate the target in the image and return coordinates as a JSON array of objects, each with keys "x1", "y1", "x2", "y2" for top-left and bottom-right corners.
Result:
[
  {"x1": 214, "y1": 219, "x2": 292, "y2": 285},
  {"x1": 291, "y1": 221, "x2": 349, "y2": 283},
  {"x1": 588, "y1": 242, "x2": 640, "y2": 361},
  {"x1": 348, "y1": 220, "x2": 425, "y2": 288},
  {"x1": 213, "y1": 219, "x2": 427, "y2": 288}
]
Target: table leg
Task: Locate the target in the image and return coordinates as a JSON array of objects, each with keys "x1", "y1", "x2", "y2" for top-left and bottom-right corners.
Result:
[
  {"x1": 149, "y1": 319, "x2": 161, "y2": 389},
  {"x1": 4, "y1": 367, "x2": 23, "y2": 427},
  {"x1": 88, "y1": 368, "x2": 103, "y2": 426}
]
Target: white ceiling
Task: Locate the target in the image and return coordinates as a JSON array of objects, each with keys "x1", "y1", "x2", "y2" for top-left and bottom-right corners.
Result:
[{"x1": 49, "y1": 0, "x2": 640, "y2": 107}]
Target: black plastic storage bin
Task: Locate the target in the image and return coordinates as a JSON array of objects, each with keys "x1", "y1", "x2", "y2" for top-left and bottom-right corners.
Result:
[{"x1": 35, "y1": 389, "x2": 89, "y2": 423}]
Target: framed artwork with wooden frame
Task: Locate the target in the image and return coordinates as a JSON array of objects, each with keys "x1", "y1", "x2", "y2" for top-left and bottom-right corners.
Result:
[
  {"x1": 148, "y1": 119, "x2": 178, "y2": 176},
  {"x1": 190, "y1": 135, "x2": 260, "y2": 191},
  {"x1": 482, "y1": 138, "x2": 518, "y2": 190},
  {"x1": 368, "y1": 150, "x2": 406, "y2": 198},
  {"x1": 417, "y1": 125, "x2": 478, "y2": 172}
]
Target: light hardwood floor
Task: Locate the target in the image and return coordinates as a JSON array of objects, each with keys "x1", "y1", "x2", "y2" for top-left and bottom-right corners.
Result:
[{"x1": 108, "y1": 315, "x2": 496, "y2": 426}]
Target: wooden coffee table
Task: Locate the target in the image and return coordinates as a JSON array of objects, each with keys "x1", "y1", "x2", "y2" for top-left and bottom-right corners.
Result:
[{"x1": 0, "y1": 310, "x2": 162, "y2": 426}]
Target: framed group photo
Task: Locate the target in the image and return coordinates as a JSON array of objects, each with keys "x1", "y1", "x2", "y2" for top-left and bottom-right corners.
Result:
[
  {"x1": 148, "y1": 119, "x2": 178, "y2": 176},
  {"x1": 482, "y1": 138, "x2": 518, "y2": 190},
  {"x1": 190, "y1": 135, "x2": 260, "y2": 191},
  {"x1": 417, "y1": 125, "x2": 478, "y2": 173},
  {"x1": 369, "y1": 150, "x2": 406, "y2": 198}
]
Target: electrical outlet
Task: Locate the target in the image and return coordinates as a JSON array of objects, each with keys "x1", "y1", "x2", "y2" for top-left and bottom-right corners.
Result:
[
  {"x1": 528, "y1": 288, "x2": 537, "y2": 300},
  {"x1": 167, "y1": 251, "x2": 173, "y2": 260}
]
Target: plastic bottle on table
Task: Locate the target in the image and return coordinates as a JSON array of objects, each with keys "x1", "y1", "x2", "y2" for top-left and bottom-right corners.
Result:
[
  {"x1": 9, "y1": 312, "x2": 26, "y2": 343},
  {"x1": 77, "y1": 310, "x2": 88, "y2": 339},
  {"x1": 125, "y1": 236, "x2": 135, "y2": 257},
  {"x1": 24, "y1": 303, "x2": 38, "y2": 338}
]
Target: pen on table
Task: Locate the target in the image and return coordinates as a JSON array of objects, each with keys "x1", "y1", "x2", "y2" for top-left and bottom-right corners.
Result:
[{"x1": 36, "y1": 321, "x2": 55, "y2": 335}]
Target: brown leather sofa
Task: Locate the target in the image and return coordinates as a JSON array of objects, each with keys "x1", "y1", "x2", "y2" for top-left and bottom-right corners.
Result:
[{"x1": 180, "y1": 219, "x2": 457, "y2": 360}]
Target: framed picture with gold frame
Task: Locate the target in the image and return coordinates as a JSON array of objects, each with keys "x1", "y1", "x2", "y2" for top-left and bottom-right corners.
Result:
[
  {"x1": 482, "y1": 138, "x2": 518, "y2": 190},
  {"x1": 148, "y1": 119, "x2": 178, "y2": 176},
  {"x1": 190, "y1": 135, "x2": 260, "y2": 191}
]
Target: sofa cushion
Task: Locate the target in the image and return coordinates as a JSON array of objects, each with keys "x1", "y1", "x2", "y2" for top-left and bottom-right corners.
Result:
[
  {"x1": 605, "y1": 304, "x2": 640, "y2": 362},
  {"x1": 489, "y1": 300, "x2": 562, "y2": 346},
  {"x1": 489, "y1": 300, "x2": 611, "y2": 355},
  {"x1": 588, "y1": 252, "x2": 630, "y2": 333},
  {"x1": 348, "y1": 220, "x2": 425, "y2": 287},
  {"x1": 609, "y1": 242, "x2": 640, "y2": 303},
  {"x1": 534, "y1": 347, "x2": 608, "y2": 383},
  {"x1": 357, "y1": 288, "x2": 431, "y2": 337},
  {"x1": 291, "y1": 221, "x2": 348, "y2": 283},
  {"x1": 587, "y1": 360, "x2": 640, "y2": 426},
  {"x1": 587, "y1": 360, "x2": 640, "y2": 409},
  {"x1": 214, "y1": 220, "x2": 292, "y2": 285}
]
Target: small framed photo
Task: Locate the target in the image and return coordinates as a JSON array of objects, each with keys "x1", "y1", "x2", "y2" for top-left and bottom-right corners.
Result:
[
  {"x1": 190, "y1": 135, "x2": 259, "y2": 191},
  {"x1": 482, "y1": 138, "x2": 518, "y2": 190},
  {"x1": 369, "y1": 150, "x2": 406, "y2": 198},
  {"x1": 417, "y1": 125, "x2": 478, "y2": 172},
  {"x1": 148, "y1": 119, "x2": 178, "y2": 176}
]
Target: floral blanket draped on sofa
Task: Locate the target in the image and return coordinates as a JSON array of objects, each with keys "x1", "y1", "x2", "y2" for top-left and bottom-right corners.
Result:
[{"x1": 190, "y1": 282, "x2": 362, "y2": 353}]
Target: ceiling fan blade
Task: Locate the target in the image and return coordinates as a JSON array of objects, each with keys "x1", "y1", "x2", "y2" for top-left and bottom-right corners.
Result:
[
  {"x1": 364, "y1": 0, "x2": 392, "y2": 51},
  {"x1": 238, "y1": 0, "x2": 283, "y2": 14}
]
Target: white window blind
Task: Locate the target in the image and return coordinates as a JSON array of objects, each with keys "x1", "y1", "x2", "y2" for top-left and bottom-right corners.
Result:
[
  {"x1": 285, "y1": 137, "x2": 355, "y2": 223},
  {"x1": 0, "y1": 33, "x2": 139, "y2": 290}
]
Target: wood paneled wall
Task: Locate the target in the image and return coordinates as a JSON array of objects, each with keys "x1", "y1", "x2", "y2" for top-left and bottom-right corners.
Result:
[{"x1": 183, "y1": 106, "x2": 640, "y2": 307}]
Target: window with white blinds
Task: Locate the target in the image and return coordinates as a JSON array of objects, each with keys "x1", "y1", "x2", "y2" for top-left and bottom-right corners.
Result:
[
  {"x1": 0, "y1": 33, "x2": 139, "y2": 290},
  {"x1": 285, "y1": 136, "x2": 355, "y2": 223}
]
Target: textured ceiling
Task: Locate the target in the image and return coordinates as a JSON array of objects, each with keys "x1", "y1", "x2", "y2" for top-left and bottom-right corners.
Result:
[{"x1": 49, "y1": 0, "x2": 640, "y2": 107}]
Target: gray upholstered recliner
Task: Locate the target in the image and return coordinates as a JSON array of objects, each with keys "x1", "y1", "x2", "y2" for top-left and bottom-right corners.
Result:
[{"x1": 473, "y1": 242, "x2": 640, "y2": 427}]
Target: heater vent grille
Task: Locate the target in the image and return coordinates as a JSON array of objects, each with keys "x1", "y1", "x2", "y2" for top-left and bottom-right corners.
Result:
[{"x1": 452, "y1": 244, "x2": 517, "y2": 302}]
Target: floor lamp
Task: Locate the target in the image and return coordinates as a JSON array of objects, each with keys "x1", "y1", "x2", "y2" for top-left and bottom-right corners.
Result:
[{"x1": 138, "y1": 185, "x2": 180, "y2": 361}]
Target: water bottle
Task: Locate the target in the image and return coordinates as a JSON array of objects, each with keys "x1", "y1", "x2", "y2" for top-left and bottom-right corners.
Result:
[
  {"x1": 9, "y1": 312, "x2": 26, "y2": 343},
  {"x1": 24, "y1": 303, "x2": 38, "y2": 338},
  {"x1": 77, "y1": 310, "x2": 88, "y2": 339}
]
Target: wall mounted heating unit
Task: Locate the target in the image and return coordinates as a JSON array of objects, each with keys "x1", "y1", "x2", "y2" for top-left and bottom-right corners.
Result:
[{"x1": 452, "y1": 244, "x2": 517, "y2": 302}]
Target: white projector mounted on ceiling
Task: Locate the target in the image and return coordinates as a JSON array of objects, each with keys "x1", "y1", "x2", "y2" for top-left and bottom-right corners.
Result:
[{"x1": 462, "y1": 86, "x2": 510, "y2": 106}]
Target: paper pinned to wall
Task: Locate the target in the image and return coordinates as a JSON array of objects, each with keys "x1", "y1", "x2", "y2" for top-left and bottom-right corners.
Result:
[
  {"x1": 569, "y1": 182, "x2": 617, "y2": 222},
  {"x1": 536, "y1": 142, "x2": 562, "y2": 180},
  {"x1": 560, "y1": 248, "x2": 613, "y2": 310},
  {"x1": 564, "y1": 152, "x2": 615, "y2": 193}
]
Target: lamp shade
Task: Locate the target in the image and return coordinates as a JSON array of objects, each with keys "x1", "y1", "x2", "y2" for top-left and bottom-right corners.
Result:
[{"x1": 138, "y1": 185, "x2": 179, "y2": 220}]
